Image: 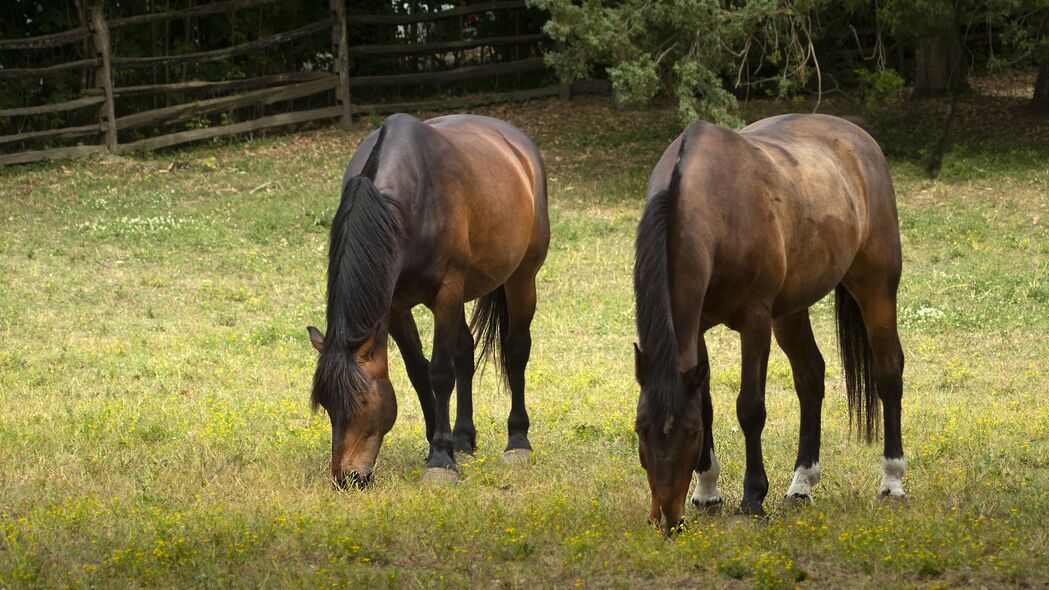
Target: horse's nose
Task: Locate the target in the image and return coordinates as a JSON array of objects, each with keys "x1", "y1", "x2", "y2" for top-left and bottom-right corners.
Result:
[
  {"x1": 332, "y1": 469, "x2": 373, "y2": 490},
  {"x1": 660, "y1": 506, "x2": 686, "y2": 537},
  {"x1": 349, "y1": 470, "x2": 373, "y2": 489}
]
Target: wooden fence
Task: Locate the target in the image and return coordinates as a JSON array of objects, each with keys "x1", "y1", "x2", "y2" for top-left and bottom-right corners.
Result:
[{"x1": 0, "y1": 0, "x2": 565, "y2": 166}]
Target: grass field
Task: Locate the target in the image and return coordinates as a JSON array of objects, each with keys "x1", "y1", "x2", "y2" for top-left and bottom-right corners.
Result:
[{"x1": 1, "y1": 75, "x2": 1047, "y2": 588}]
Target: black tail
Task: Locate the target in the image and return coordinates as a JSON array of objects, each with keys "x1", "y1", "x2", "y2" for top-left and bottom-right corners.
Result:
[
  {"x1": 470, "y1": 286, "x2": 510, "y2": 389},
  {"x1": 835, "y1": 284, "x2": 879, "y2": 443}
]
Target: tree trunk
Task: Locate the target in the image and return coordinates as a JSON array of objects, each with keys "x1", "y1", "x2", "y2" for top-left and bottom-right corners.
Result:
[
  {"x1": 1033, "y1": 61, "x2": 1049, "y2": 114},
  {"x1": 912, "y1": 31, "x2": 967, "y2": 98}
]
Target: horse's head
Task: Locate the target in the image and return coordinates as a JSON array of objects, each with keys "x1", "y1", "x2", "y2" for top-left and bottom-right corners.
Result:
[
  {"x1": 633, "y1": 344, "x2": 708, "y2": 535},
  {"x1": 308, "y1": 325, "x2": 397, "y2": 489}
]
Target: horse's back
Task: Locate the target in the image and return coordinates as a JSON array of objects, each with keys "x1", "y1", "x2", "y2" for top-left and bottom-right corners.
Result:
[
  {"x1": 343, "y1": 113, "x2": 548, "y2": 302},
  {"x1": 424, "y1": 114, "x2": 550, "y2": 270},
  {"x1": 749, "y1": 114, "x2": 901, "y2": 284},
  {"x1": 660, "y1": 115, "x2": 899, "y2": 321},
  {"x1": 744, "y1": 114, "x2": 899, "y2": 313},
  {"x1": 743, "y1": 114, "x2": 889, "y2": 193}
]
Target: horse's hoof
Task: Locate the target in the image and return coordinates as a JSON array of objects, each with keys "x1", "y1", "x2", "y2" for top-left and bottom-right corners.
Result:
[
  {"x1": 735, "y1": 501, "x2": 767, "y2": 519},
  {"x1": 875, "y1": 490, "x2": 907, "y2": 507},
  {"x1": 692, "y1": 495, "x2": 723, "y2": 515},
  {"x1": 501, "y1": 448, "x2": 532, "y2": 465},
  {"x1": 422, "y1": 467, "x2": 459, "y2": 484},
  {"x1": 781, "y1": 493, "x2": 813, "y2": 510}
]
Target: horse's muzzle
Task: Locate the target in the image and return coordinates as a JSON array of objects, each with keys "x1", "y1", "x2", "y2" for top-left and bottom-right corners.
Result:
[{"x1": 333, "y1": 470, "x2": 373, "y2": 490}]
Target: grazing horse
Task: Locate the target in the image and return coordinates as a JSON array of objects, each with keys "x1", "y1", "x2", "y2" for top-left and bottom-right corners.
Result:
[
  {"x1": 307, "y1": 113, "x2": 549, "y2": 487},
  {"x1": 633, "y1": 114, "x2": 905, "y2": 534}
]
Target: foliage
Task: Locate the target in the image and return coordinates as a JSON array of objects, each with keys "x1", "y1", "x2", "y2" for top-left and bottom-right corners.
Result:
[
  {"x1": 855, "y1": 67, "x2": 905, "y2": 105},
  {"x1": 529, "y1": 0, "x2": 827, "y2": 126},
  {"x1": 0, "y1": 82, "x2": 1047, "y2": 587},
  {"x1": 877, "y1": 0, "x2": 1024, "y2": 40}
]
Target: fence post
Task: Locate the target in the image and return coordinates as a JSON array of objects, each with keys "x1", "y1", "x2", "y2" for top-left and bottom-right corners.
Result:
[
  {"x1": 88, "y1": 3, "x2": 118, "y2": 153},
  {"x1": 330, "y1": 0, "x2": 352, "y2": 128}
]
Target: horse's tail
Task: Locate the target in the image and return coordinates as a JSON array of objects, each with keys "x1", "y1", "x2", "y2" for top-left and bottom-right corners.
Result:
[
  {"x1": 470, "y1": 286, "x2": 510, "y2": 388},
  {"x1": 835, "y1": 283, "x2": 880, "y2": 443}
]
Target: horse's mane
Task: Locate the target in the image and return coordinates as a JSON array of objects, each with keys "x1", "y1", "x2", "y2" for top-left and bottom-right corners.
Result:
[
  {"x1": 633, "y1": 129, "x2": 690, "y2": 426},
  {"x1": 312, "y1": 126, "x2": 406, "y2": 420}
]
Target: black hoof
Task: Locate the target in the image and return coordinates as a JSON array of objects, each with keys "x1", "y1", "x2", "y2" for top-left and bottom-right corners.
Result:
[
  {"x1": 453, "y1": 436, "x2": 476, "y2": 456},
  {"x1": 736, "y1": 500, "x2": 766, "y2": 518},
  {"x1": 692, "y1": 496, "x2": 723, "y2": 515},
  {"x1": 505, "y1": 434, "x2": 532, "y2": 453},
  {"x1": 425, "y1": 450, "x2": 457, "y2": 473}
]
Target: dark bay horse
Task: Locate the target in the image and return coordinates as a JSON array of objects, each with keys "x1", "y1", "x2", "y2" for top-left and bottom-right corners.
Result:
[
  {"x1": 307, "y1": 113, "x2": 549, "y2": 487},
  {"x1": 633, "y1": 114, "x2": 905, "y2": 533}
]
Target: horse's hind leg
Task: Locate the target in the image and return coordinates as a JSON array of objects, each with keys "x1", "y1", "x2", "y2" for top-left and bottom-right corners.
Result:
[
  {"x1": 500, "y1": 269, "x2": 539, "y2": 461},
  {"x1": 453, "y1": 315, "x2": 477, "y2": 456},
  {"x1": 854, "y1": 285, "x2": 906, "y2": 499},
  {"x1": 773, "y1": 309, "x2": 826, "y2": 502}
]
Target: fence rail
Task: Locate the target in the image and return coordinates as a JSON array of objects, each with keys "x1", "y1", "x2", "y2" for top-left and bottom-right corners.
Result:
[
  {"x1": 347, "y1": 33, "x2": 548, "y2": 58},
  {"x1": 0, "y1": 27, "x2": 91, "y2": 49},
  {"x1": 346, "y1": 1, "x2": 526, "y2": 25},
  {"x1": 0, "y1": 0, "x2": 562, "y2": 166},
  {"x1": 109, "y1": 18, "x2": 335, "y2": 69}
]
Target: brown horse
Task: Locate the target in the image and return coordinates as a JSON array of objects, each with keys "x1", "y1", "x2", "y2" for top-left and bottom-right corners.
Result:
[
  {"x1": 633, "y1": 114, "x2": 905, "y2": 534},
  {"x1": 307, "y1": 113, "x2": 549, "y2": 487}
]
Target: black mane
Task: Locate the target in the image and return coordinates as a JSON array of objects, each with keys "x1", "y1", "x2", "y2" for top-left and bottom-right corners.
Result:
[
  {"x1": 633, "y1": 130, "x2": 690, "y2": 427},
  {"x1": 312, "y1": 128, "x2": 406, "y2": 420}
]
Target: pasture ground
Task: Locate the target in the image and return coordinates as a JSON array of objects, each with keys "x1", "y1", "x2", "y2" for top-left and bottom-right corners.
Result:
[{"x1": 1, "y1": 72, "x2": 1047, "y2": 588}]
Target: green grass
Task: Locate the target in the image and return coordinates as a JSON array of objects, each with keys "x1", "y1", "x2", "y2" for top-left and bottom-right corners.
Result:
[{"x1": 1, "y1": 81, "x2": 1047, "y2": 588}]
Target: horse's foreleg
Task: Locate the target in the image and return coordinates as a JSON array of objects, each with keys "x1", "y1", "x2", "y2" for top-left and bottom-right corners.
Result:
[
  {"x1": 691, "y1": 388, "x2": 723, "y2": 511},
  {"x1": 452, "y1": 315, "x2": 477, "y2": 456},
  {"x1": 501, "y1": 272, "x2": 538, "y2": 461},
  {"x1": 737, "y1": 316, "x2": 772, "y2": 516},
  {"x1": 389, "y1": 309, "x2": 436, "y2": 459},
  {"x1": 691, "y1": 335, "x2": 723, "y2": 512},
  {"x1": 773, "y1": 310, "x2": 826, "y2": 503},
  {"x1": 423, "y1": 286, "x2": 465, "y2": 479}
]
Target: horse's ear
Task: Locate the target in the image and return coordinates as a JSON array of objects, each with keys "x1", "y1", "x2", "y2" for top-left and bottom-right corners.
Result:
[
  {"x1": 682, "y1": 360, "x2": 709, "y2": 394},
  {"x1": 633, "y1": 343, "x2": 647, "y2": 385},
  {"x1": 307, "y1": 326, "x2": 325, "y2": 353}
]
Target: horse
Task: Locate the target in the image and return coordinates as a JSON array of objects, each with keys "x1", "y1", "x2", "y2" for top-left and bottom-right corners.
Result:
[
  {"x1": 632, "y1": 114, "x2": 905, "y2": 534},
  {"x1": 307, "y1": 113, "x2": 549, "y2": 488}
]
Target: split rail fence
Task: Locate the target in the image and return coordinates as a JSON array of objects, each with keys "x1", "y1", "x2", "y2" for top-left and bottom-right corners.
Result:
[{"x1": 0, "y1": 0, "x2": 566, "y2": 166}]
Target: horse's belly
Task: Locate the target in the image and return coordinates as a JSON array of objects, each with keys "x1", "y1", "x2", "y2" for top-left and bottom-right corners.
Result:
[
  {"x1": 772, "y1": 213, "x2": 862, "y2": 316},
  {"x1": 461, "y1": 217, "x2": 535, "y2": 301}
]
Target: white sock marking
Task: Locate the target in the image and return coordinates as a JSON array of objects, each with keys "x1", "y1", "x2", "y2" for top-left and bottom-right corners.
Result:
[
  {"x1": 691, "y1": 449, "x2": 722, "y2": 506},
  {"x1": 879, "y1": 457, "x2": 906, "y2": 497},
  {"x1": 786, "y1": 462, "x2": 821, "y2": 497}
]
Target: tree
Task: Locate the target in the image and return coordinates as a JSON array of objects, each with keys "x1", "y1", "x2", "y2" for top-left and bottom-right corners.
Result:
[
  {"x1": 1016, "y1": 1, "x2": 1048, "y2": 112},
  {"x1": 877, "y1": 0, "x2": 972, "y2": 97},
  {"x1": 527, "y1": 0, "x2": 826, "y2": 125}
]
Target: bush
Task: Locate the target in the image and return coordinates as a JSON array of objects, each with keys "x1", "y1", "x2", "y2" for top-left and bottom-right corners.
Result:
[{"x1": 855, "y1": 67, "x2": 905, "y2": 106}]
